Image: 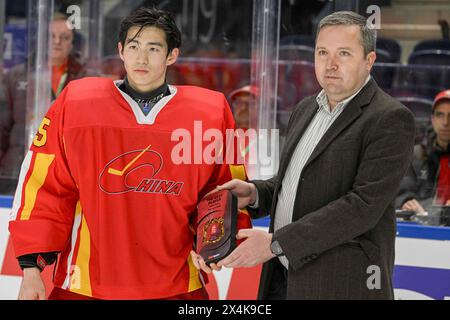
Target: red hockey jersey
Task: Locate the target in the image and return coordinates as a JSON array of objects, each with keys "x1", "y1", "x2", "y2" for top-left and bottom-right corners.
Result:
[{"x1": 9, "y1": 77, "x2": 251, "y2": 299}]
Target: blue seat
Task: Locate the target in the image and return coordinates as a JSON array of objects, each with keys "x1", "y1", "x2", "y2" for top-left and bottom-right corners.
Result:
[
  {"x1": 372, "y1": 63, "x2": 396, "y2": 90},
  {"x1": 413, "y1": 39, "x2": 450, "y2": 52},
  {"x1": 395, "y1": 96, "x2": 433, "y2": 119},
  {"x1": 395, "y1": 96, "x2": 433, "y2": 144},
  {"x1": 375, "y1": 49, "x2": 394, "y2": 63},
  {"x1": 392, "y1": 54, "x2": 450, "y2": 99},
  {"x1": 376, "y1": 37, "x2": 401, "y2": 63},
  {"x1": 408, "y1": 50, "x2": 450, "y2": 66}
]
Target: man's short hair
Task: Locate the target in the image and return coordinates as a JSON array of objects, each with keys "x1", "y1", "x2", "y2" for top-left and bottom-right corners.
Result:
[
  {"x1": 119, "y1": 7, "x2": 182, "y2": 56},
  {"x1": 317, "y1": 11, "x2": 376, "y2": 57}
]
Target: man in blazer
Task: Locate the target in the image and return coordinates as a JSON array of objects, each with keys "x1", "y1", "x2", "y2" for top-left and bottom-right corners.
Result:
[{"x1": 192, "y1": 11, "x2": 415, "y2": 299}]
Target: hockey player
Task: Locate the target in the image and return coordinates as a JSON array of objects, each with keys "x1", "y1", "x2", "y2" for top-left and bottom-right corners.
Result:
[{"x1": 9, "y1": 7, "x2": 250, "y2": 300}]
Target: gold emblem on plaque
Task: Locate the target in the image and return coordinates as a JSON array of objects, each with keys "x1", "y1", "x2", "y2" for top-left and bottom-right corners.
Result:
[{"x1": 203, "y1": 218, "x2": 225, "y2": 244}]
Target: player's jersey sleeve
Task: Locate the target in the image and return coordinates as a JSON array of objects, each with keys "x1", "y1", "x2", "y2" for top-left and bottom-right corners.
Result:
[{"x1": 8, "y1": 87, "x2": 79, "y2": 257}]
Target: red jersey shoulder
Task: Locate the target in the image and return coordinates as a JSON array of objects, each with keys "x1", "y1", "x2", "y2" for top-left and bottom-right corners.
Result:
[
  {"x1": 175, "y1": 86, "x2": 226, "y2": 105},
  {"x1": 175, "y1": 85, "x2": 224, "y2": 100},
  {"x1": 174, "y1": 85, "x2": 229, "y2": 114},
  {"x1": 46, "y1": 77, "x2": 120, "y2": 125},
  {"x1": 63, "y1": 77, "x2": 117, "y2": 101}
]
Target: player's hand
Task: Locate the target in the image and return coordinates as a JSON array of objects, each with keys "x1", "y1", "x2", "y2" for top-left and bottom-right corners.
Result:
[
  {"x1": 18, "y1": 268, "x2": 46, "y2": 300},
  {"x1": 401, "y1": 199, "x2": 426, "y2": 214},
  {"x1": 190, "y1": 250, "x2": 222, "y2": 274},
  {"x1": 215, "y1": 179, "x2": 257, "y2": 209}
]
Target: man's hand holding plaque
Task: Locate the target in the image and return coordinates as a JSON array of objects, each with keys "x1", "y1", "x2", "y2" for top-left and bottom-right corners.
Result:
[
  {"x1": 190, "y1": 186, "x2": 253, "y2": 272},
  {"x1": 192, "y1": 180, "x2": 280, "y2": 274}
]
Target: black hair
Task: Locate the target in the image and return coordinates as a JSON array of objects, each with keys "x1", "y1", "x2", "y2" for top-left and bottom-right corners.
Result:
[{"x1": 119, "y1": 7, "x2": 182, "y2": 56}]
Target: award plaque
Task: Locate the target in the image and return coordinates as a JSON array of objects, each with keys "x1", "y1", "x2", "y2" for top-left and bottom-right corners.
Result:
[{"x1": 195, "y1": 189, "x2": 238, "y2": 265}]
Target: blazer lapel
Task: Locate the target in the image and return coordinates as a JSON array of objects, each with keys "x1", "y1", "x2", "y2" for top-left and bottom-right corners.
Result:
[
  {"x1": 278, "y1": 102, "x2": 319, "y2": 181},
  {"x1": 303, "y1": 79, "x2": 378, "y2": 169}
]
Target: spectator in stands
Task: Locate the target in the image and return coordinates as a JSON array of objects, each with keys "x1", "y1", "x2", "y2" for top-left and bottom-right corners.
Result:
[
  {"x1": 48, "y1": 13, "x2": 86, "y2": 99},
  {"x1": 397, "y1": 90, "x2": 450, "y2": 213},
  {"x1": 0, "y1": 12, "x2": 86, "y2": 194},
  {"x1": 228, "y1": 85, "x2": 259, "y2": 179},
  {"x1": 229, "y1": 85, "x2": 258, "y2": 130}
]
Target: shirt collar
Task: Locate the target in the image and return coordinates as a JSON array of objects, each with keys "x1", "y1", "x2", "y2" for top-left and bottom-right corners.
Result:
[{"x1": 316, "y1": 75, "x2": 371, "y2": 115}]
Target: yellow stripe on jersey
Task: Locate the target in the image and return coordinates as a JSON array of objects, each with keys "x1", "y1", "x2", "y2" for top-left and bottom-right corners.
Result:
[
  {"x1": 70, "y1": 202, "x2": 92, "y2": 297},
  {"x1": 229, "y1": 164, "x2": 247, "y2": 181},
  {"x1": 187, "y1": 254, "x2": 202, "y2": 292},
  {"x1": 20, "y1": 153, "x2": 55, "y2": 220}
]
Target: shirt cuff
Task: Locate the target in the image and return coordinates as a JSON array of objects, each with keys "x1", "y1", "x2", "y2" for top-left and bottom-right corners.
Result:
[{"x1": 247, "y1": 186, "x2": 259, "y2": 208}]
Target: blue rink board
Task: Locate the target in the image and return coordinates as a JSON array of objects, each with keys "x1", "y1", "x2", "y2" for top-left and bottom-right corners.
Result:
[
  {"x1": 253, "y1": 215, "x2": 450, "y2": 240},
  {"x1": 0, "y1": 196, "x2": 13, "y2": 208}
]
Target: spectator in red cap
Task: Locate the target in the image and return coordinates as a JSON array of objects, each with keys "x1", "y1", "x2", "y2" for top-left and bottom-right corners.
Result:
[
  {"x1": 229, "y1": 85, "x2": 258, "y2": 130},
  {"x1": 228, "y1": 85, "x2": 260, "y2": 179},
  {"x1": 396, "y1": 89, "x2": 450, "y2": 213}
]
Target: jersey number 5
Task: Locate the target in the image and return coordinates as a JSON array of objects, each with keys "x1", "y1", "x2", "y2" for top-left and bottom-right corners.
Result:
[{"x1": 33, "y1": 117, "x2": 51, "y2": 147}]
